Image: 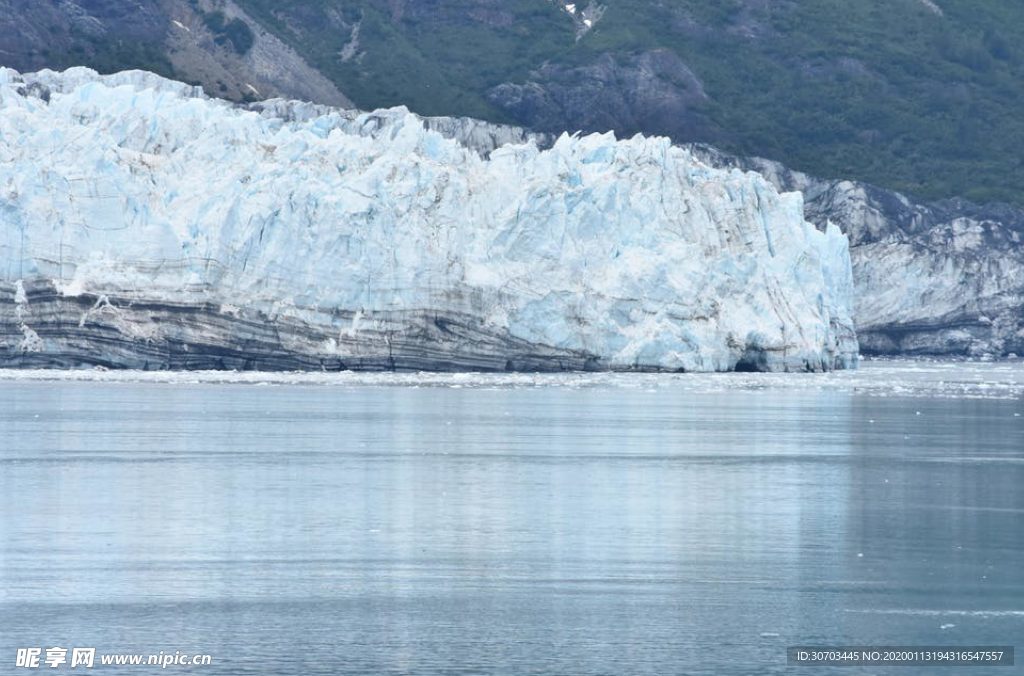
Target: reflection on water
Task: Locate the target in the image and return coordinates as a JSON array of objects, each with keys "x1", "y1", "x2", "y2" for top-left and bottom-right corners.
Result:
[{"x1": 1, "y1": 362, "x2": 1022, "y2": 675}]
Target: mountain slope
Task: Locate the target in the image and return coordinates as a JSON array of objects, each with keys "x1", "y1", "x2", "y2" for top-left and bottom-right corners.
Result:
[
  {"x1": 5, "y1": 1, "x2": 1024, "y2": 206},
  {"x1": 228, "y1": 0, "x2": 1024, "y2": 205},
  {"x1": 0, "y1": 0, "x2": 351, "y2": 106}
]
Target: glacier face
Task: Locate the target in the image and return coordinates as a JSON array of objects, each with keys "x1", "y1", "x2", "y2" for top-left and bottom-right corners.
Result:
[{"x1": 0, "y1": 67, "x2": 857, "y2": 372}]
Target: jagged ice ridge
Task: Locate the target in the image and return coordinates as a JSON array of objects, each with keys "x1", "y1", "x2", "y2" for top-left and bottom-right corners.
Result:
[{"x1": 0, "y1": 67, "x2": 857, "y2": 372}]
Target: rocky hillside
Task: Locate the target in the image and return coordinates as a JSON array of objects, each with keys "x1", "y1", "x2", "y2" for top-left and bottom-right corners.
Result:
[{"x1": 0, "y1": 0, "x2": 350, "y2": 106}]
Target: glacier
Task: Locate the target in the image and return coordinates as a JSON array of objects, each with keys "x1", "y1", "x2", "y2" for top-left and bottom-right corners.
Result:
[{"x1": 0, "y1": 67, "x2": 857, "y2": 372}]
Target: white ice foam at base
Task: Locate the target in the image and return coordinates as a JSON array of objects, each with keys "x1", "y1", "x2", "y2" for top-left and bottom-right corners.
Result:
[{"x1": 0, "y1": 361, "x2": 1020, "y2": 400}]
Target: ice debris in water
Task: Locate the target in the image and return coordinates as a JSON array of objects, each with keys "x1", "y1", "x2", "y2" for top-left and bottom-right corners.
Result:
[{"x1": 0, "y1": 360, "x2": 1021, "y2": 400}]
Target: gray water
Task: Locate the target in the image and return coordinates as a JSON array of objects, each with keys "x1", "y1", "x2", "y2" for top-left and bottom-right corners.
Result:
[{"x1": 1, "y1": 362, "x2": 1022, "y2": 675}]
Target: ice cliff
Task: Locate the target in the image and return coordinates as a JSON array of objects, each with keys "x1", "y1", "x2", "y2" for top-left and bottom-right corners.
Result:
[
  {"x1": 691, "y1": 145, "x2": 1024, "y2": 357},
  {"x1": 0, "y1": 67, "x2": 857, "y2": 372}
]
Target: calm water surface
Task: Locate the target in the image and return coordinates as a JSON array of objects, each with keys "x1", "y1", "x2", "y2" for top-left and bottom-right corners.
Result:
[{"x1": 1, "y1": 362, "x2": 1022, "y2": 675}]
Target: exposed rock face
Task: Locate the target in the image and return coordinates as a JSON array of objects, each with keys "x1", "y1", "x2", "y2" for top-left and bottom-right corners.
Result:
[
  {"x1": 488, "y1": 49, "x2": 717, "y2": 142},
  {"x1": 0, "y1": 0, "x2": 169, "y2": 52},
  {"x1": 690, "y1": 145, "x2": 1024, "y2": 356},
  {"x1": 163, "y1": 0, "x2": 352, "y2": 107},
  {"x1": 0, "y1": 68, "x2": 856, "y2": 372},
  {"x1": 0, "y1": 0, "x2": 351, "y2": 108}
]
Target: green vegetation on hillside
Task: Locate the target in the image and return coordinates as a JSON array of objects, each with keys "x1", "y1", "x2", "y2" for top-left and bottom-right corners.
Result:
[
  {"x1": 46, "y1": 37, "x2": 178, "y2": 82},
  {"x1": 235, "y1": 0, "x2": 574, "y2": 121},
  {"x1": 656, "y1": 0, "x2": 1024, "y2": 204},
  {"x1": 201, "y1": 10, "x2": 255, "y2": 55}
]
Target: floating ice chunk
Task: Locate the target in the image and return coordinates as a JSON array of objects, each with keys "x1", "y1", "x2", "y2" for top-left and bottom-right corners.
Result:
[{"x1": 18, "y1": 324, "x2": 43, "y2": 352}]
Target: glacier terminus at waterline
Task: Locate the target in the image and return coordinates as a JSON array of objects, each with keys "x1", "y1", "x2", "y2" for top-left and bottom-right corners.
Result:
[{"x1": 0, "y1": 68, "x2": 857, "y2": 372}]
